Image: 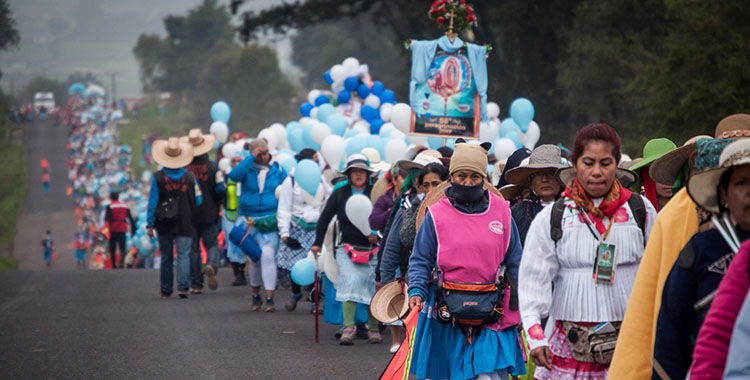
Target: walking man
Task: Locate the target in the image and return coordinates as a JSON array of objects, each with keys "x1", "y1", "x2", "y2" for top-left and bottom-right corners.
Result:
[{"x1": 105, "y1": 192, "x2": 137, "y2": 269}]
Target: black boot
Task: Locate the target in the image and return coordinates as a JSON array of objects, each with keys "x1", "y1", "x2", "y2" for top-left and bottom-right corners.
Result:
[{"x1": 231, "y1": 262, "x2": 246, "y2": 286}]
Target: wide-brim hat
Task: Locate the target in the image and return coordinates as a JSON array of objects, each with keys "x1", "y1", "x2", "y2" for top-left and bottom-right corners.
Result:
[
  {"x1": 361, "y1": 147, "x2": 392, "y2": 172},
  {"x1": 556, "y1": 167, "x2": 638, "y2": 189},
  {"x1": 339, "y1": 154, "x2": 377, "y2": 176},
  {"x1": 505, "y1": 145, "x2": 567, "y2": 187},
  {"x1": 649, "y1": 135, "x2": 711, "y2": 185},
  {"x1": 687, "y1": 139, "x2": 750, "y2": 213},
  {"x1": 152, "y1": 137, "x2": 194, "y2": 169},
  {"x1": 629, "y1": 138, "x2": 677, "y2": 171},
  {"x1": 370, "y1": 280, "x2": 410, "y2": 324},
  {"x1": 180, "y1": 128, "x2": 216, "y2": 156},
  {"x1": 396, "y1": 150, "x2": 443, "y2": 173},
  {"x1": 498, "y1": 184, "x2": 524, "y2": 201},
  {"x1": 370, "y1": 175, "x2": 390, "y2": 203}
]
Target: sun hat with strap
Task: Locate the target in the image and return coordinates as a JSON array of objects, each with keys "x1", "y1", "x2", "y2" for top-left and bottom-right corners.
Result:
[{"x1": 152, "y1": 137, "x2": 194, "y2": 169}]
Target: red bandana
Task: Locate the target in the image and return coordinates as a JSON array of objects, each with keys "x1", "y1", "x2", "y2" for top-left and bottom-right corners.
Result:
[{"x1": 563, "y1": 178, "x2": 632, "y2": 235}]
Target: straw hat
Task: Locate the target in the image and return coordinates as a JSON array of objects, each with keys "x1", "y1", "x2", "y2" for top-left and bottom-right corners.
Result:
[
  {"x1": 505, "y1": 145, "x2": 567, "y2": 187},
  {"x1": 180, "y1": 128, "x2": 216, "y2": 156},
  {"x1": 370, "y1": 280, "x2": 410, "y2": 324},
  {"x1": 498, "y1": 184, "x2": 524, "y2": 201},
  {"x1": 152, "y1": 137, "x2": 194, "y2": 169},
  {"x1": 396, "y1": 150, "x2": 443, "y2": 173},
  {"x1": 556, "y1": 167, "x2": 638, "y2": 189},
  {"x1": 628, "y1": 138, "x2": 677, "y2": 171},
  {"x1": 361, "y1": 148, "x2": 392, "y2": 172},
  {"x1": 650, "y1": 114, "x2": 750, "y2": 186},
  {"x1": 687, "y1": 138, "x2": 745, "y2": 213}
]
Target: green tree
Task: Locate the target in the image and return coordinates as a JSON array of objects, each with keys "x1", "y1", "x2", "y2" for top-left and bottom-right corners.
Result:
[{"x1": 0, "y1": 0, "x2": 20, "y2": 81}]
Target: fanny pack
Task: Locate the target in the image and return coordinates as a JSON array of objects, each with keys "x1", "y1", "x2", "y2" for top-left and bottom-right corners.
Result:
[
  {"x1": 253, "y1": 213, "x2": 278, "y2": 233},
  {"x1": 344, "y1": 244, "x2": 378, "y2": 264},
  {"x1": 434, "y1": 280, "x2": 502, "y2": 328},
  {"x1": 561, "y1": 321, "x2": 621, "y2": 365},
  {"x1": 294, "y1": 216, "x2": 317, "y2": 231}
]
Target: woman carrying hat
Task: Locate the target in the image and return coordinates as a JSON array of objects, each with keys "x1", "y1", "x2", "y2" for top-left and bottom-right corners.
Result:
[
  {"x1": 276, "y1": 148, "x2": 331, "y2": 312},
  {"x1": 504, "y1": 144, "x2": 566, "y2": 245},
  {"x1": 653, "y1": 138, "x2": 749, "y2": 380},
  {"x1": 407, "y1": 141, "x2": 526, "y2": 379},
  {"x1": 310, "y1": 155, "x2": 381, "y2": 345},
  {"x1": 519, "y1": 124, "x2": 657, "y2": 379},
  {"x1": 228, "y1": 138, "x2": 288, "y2": 312}
]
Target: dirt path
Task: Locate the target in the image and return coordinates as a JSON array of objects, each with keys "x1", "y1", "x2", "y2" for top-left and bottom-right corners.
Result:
[{"x1": 12, "y1": 117, "x2": 77, "y2": 270}]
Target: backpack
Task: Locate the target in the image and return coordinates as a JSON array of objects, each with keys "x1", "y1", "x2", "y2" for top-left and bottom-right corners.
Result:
[
  {"x1": 155, "y1": 171, "x2": 185, "y2": 224},
  {"x1": 550, "y1": 193, "x2": 646, "y2": 244},
  {"x1": 398, "y1": 195, "x2": 421, "y2": 251}
]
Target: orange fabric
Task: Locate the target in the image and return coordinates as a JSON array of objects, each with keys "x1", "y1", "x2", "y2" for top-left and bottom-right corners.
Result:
[
  {"x1": 442, "y1": 281, "x2": 496, "y2": 292},
  {"x1": 380, "y1": 307, "x2": 420, "y2": 380}
]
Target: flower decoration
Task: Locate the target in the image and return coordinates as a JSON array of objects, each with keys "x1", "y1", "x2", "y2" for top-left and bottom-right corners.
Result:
[{"x1": 428, "y1": 0, "x2": 478, "y2": 35}]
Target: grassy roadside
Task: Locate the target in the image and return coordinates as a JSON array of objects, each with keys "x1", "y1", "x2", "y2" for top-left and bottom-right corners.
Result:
[
  {"x1": 118, "y1": 104, "x2": 196, "y2": 180},
  {"x1": 0, "y1": 117, "x2": 26, "y2": 270}
]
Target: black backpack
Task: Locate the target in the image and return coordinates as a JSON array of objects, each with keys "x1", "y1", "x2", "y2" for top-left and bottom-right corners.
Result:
[
  {"x1": 155, "y1": 171, "x2": 186, "y2": 224},
  {"x1": 550, "y1": 193, "x2": 646, "y2": 244}
]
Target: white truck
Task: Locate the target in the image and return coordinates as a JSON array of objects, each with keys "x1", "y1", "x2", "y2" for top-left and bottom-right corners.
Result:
[{"x1": 33, "y1": 92, "x2": 55, "y2": 113}]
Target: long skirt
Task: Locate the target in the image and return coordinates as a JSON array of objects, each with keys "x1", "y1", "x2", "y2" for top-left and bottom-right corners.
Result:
[
  {"x1": 531, "y1": 322, "x2": 609, "y2": 380},
  {"x1": 334, "y1": 246, "x2": 376, "y2": 304},
  {"x1": 277, "y1": 222, "x2": 316, "y2": 271},
  {"x1": 322, "y1": 274, "x2": 369, "y2": 325},
  {"x1": 410, "y1": 284, "x2": 526, "y2": 380}
]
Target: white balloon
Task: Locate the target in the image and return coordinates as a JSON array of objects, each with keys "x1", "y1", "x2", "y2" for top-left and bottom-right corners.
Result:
[
  {"x1": 330, "y1": 64, "x2": 346, "y2": 82},
  {"x1": 345, "y1": 194, "x2": 373, "y2": 236},
  {"x1": 389, "y1": 129, "x2": 406, "y2": 141},
  {"x1": 311, "y1": 122, "x2": 331, "y2": 144},
  {"x1": 408, "y1": 134, "x2": 428, "y2": 147},
  {"x1": 331, "y1": 81, "x2": 345, "y2": 94},
  {"x1": 379, "y1": 103, "x2": 393, "y2": 122},
  {"x1": 390, "y1": 103, "x2": 413, "y2": 134},
  {"x1": 521, "y1": 121, "x2": 541, "y2": 150},
  {"x1": 384, "y1": 139, "x2": 407, "y2": 164},
  {"x1": 274, "y1": 153, "x2": 292, "y2": 166},
  {"x1": 221, "y1": 142, "x2": 241, "y2": 158},
  {"x1": 487, "y1": 102, "x2": 500, "y2": 119},
  {"x1": 218, "y1": 158, "x2": 231, "y2": 173},
  {"x1": 307, "y1": 90, "x2": 321, "y2": 105},
  {"x1": 258, "y1": 128, "x2": 279, "y2": 151},
  {"x1": 299, "y1": 117, "x2": 315, "y2": 126},
  {"x1": 320, "y1": 135, "x2": 345, "y2": 170},
  {"x1": 494, "y1": 138, "x2": 518, "y2": 161},
  {"x1": 310, "y1": 107, "x2": 318, "y2": 120},
  {"x1": 270, "y1": 123, "x2": 288, "y2": 149},
  {"x1": 210, "y1": 121, "x2": 229, "y2": 143},
  {"x1": 378, "y1": 123, "x2": 395, "y2": 136},
  {"x1": 364, "y1": 94, "x2": 381, "y2": 109},
  {"x1": 479, "y1": 121, "x2": 499, "y2": 143},
  {"x1": 351, "y1": 121, "x2": 370, "y2": 135},
  {"x1": 342, "y1": 57, "x2": 360, "y2": 75}
]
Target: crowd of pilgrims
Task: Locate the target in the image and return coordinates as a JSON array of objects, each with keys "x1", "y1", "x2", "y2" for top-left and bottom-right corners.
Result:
[{"x1": 129, "y1": 114, "x2": 750, "y2": 380}]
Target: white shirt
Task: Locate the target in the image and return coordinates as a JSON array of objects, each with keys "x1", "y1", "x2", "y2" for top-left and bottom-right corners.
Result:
[{"x1": 276, "y1": 169, "x2": 332, "y2": 238}]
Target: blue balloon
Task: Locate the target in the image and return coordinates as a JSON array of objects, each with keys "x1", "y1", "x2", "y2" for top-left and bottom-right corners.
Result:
[
  {"x1": 344, "y1": 76, "x2": 360, "y2": 91},
  {"x1": 302, "y1": 124, "x2": 320, "y2": 150},
  {"x1": 510, "y1": 98, "x2": 535, "y2": 132},
  {"x1": 381, "y1": 129, "x2": 393, "y2": 138},
  {"x1": 286, "y1": 121, "x2": 301, "y2": 134},
  {"x1": 503, "y1": 130, "x2": 523, "y2": 148},
  {"x1": 291, "y1": 258, "x2": 316, "y2": 286},
  {"x1": 324, "y1": 70, "x2": 333, "y2": 84},
  {"x1": 337, "y1": 90, "x2": 351, "y2": 104},
  {"x1": 210, "y1": 101, "x2": 231, "y2": 123},
  {"x1": 281, "y1": 158, "x2": 297, "y2": 174},
  {"x1": 317, "y1": 103, "x2": 336, "y2": 122},
  {"x1": 346, "y1": 136, "x2": 368, "y2": 156},
  {"x1": 499, "y1": 118, "x2": 520, "y2": 137},
  {"x1": 360, "y1": 105, "x2": 378, "y2": 122},
  {"x1": 300, "y1": 103, "x2": 314, "y2": 117},
  {"x1": 366, "y1": 135, "x2": 385, "y2": 157},
  {"x1": 427, "y1": 136, "x2": 444, "y2": 149},
  {"x1": 295, "y1": 159, "x2": 322, "y2": 196},
  {"x1": 371, "y1": 81, "x2": 385, "y2": 96},
  {"x1": 369, "y1": 119, "x2": 384, "y2": 135},
  {"x1": 314, "y1": 95, "x2": 329, "y2": 107},
  {"x1": 326, "y1": 114, "x2": 348, "y2": 136},
  {"x1": 380, "y1": 89, "x2": 396, "y2": 104},
  {"x1": 289, "y1": 128, "x2": 305, "y2": 152},
  {"x1": 357, "y1": 83, "x2": 371, "y2": 99},
  {"x1": 344, "y1": 129, "x2": 360, "y2": 138}
]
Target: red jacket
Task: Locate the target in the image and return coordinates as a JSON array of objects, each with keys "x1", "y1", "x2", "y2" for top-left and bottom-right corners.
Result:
[
  {"x1": 106, "y1": 201, "x2": 135, "y2": 233},
  {"x1": 689, "y1": 239, "x2": 750, "y2": 379}
]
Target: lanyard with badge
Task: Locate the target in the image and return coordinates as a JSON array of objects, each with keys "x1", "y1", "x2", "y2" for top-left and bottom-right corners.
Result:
[{"x1": 578, "y1": 207, "x2": 617, "y2": 284}]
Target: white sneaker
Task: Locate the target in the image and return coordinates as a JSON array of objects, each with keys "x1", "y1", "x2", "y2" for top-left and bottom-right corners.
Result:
[{"x1": 389, "y1": 343, "x2": 401, "y2": 354}]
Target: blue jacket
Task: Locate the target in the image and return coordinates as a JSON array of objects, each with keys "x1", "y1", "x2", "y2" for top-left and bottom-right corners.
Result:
[
  {"x1": 146, "y1": 168, "x2": 202, "y2": 227},
  {"x1": 724, "y1": 291, "x2": 750, "y2": 380},
  {"x1": 228, "y1": 154, "x2": 287, "y2": 217}
]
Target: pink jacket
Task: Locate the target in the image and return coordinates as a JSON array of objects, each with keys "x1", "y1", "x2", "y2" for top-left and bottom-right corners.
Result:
[{"x1": 689, "y1": 239, "x2": 750, "y2": 380}]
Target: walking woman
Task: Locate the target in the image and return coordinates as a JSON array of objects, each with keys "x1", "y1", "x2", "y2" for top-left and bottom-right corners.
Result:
[
  {"x1": 519, "y1": 124, "x2": 657, "y2": 379},
  {"x1": 277, "y1": 149, "x2": 330, "y2": 312},
  {"x1": 407, "y1": 141, "x2": 526, "y2": 379},
  {"x1": 229, "y1": 138, "x2": 287, "y2": 312},
  {"x1": 310, "y1": 155, "x2": 381, "y2": 345}
]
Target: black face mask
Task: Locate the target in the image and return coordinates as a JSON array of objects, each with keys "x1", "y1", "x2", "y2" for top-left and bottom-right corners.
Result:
[{"x1": 448, "y1": 182, "x2": 485, "y2": 203}]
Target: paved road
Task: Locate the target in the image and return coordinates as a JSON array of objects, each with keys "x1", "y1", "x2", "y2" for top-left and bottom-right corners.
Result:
[
  {"x1": 13, "y1": 116, "x2": 77, "y2": 270},
  {"x1": 3, "y1": 115, "x2": 395, "y2": 379},
  {"x1": 0, "y1": 269, "x2": 393, "y2": 379}
]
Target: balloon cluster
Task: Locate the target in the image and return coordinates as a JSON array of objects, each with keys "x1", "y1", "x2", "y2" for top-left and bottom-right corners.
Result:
[{"x1": 480, "y1": 98, "x2": 542, "y2": 161}]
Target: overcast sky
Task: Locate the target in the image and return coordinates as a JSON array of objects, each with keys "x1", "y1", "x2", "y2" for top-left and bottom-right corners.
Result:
[{"x1": 0, "y1": 0, "x2": 300, "y2": 100}]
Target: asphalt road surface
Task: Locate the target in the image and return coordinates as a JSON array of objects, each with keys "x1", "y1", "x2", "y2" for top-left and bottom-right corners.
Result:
[{"x1": 1, "y1": 117, "x2": 393, "y2": 379}]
